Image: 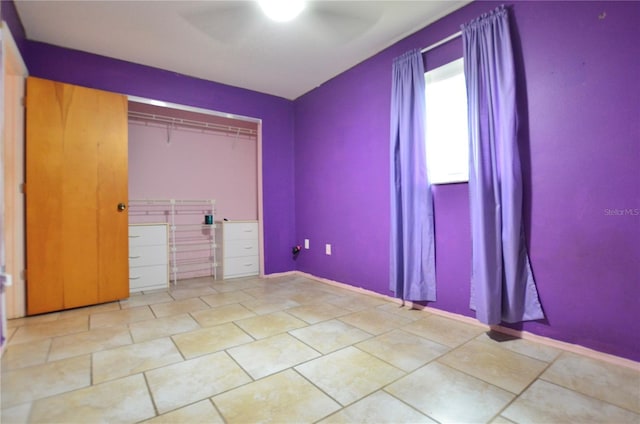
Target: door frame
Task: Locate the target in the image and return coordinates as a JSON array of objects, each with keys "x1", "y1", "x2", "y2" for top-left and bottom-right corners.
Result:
[{"x1": 1, "y1": 21, "x2": 28, "y2": 328}]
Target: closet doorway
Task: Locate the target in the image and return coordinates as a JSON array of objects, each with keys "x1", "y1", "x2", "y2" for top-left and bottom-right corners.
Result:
[{"x1": 126, "y1": 97, "x2": 263, "y2": 281}]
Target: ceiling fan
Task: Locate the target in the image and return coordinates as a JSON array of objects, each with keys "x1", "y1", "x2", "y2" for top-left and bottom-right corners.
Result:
[{"x1": 183, "y1": 1, "x2": 384, "y2": 46}]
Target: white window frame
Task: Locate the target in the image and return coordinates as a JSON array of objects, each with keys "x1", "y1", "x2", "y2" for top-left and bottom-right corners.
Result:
[{"x1": 424, "y1": 57, "x2": 469, "y2": 185}]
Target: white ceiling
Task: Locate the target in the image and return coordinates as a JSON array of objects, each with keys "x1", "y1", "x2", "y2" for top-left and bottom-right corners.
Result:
[{"x1": 14, "y1": 1, "x2": 470, "y2": 100}]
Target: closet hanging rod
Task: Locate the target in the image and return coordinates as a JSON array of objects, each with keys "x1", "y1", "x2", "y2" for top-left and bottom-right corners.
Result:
[
  {"x1": 420, "y1": 31, "x2": 462, "y2": 54},
  {"x1": 128, "y1": 111, "x2": 257, "y2": 138}
]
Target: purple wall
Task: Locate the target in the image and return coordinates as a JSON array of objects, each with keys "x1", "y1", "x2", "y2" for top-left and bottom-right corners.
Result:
[
  {"x1": 294, "y1": 1, "x2": 640, "y2": 361},
  {"x1": 1, "y1": 0, "x2": 26, "y2": 53},
  {"x1": 4, "y1": 4, "x2": 297, "y2": 275},
  {"x1": 5, "y1": 0, "x2": 639, "y2": 360}
]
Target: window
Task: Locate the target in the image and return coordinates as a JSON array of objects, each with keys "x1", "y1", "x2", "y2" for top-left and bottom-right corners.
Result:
[{"x1": 424, "y1": 58, "x2": 469, "y2": 184}]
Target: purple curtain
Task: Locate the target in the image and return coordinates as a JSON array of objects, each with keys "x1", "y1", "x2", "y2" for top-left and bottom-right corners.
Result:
[
  {"x1": 390, "y1": 49, "x2": 436, "y2": 302},
  {"x1": 462, "y1": 6, "x2": 544, "y2": 324}
]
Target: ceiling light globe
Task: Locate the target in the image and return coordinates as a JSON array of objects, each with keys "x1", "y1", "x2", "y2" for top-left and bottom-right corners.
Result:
[{"x1": 258, "y1": 0, "x2": 306, "y2": 22}]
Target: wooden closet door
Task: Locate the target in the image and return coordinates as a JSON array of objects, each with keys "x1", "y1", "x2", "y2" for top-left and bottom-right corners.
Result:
[{"x1": 26, "y1": 77, "x2": 128, "y2": 315}]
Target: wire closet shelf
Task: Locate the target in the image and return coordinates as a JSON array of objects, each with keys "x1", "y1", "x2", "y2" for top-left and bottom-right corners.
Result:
[
  {"x1": 128, "y1": 110, "x2": 257, "y2": 140},
  {"x1": 128, "y1": 198, "x2": 218, "y2": 285}
]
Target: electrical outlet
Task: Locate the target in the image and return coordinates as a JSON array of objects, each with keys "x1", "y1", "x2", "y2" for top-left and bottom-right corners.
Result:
[
  {"x1": 325, "y1": 244, "x2": 332, "y2": 255},
  {"x1": 304, "y1": 239, "x2": 309, "y2": 249}
]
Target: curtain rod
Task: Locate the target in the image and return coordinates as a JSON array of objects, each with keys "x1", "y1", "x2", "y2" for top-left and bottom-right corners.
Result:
[{"x1": 420, "y1": 31, "x2": 462, "y2": 54}]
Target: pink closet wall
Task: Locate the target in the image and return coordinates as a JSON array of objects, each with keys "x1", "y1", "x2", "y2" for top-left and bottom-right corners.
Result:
[{"x1": 128, "y1": 123, "x2": 258, "y2": 221}]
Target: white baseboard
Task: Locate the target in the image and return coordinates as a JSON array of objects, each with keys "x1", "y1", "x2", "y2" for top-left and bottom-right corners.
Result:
[{"x1": 265, "y1": 270, "x2": 640, "y2": 371}]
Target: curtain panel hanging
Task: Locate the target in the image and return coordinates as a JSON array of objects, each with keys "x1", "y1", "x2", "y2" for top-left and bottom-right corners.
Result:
[
  {"x1": 462, "y1": 5, "x2": 544, "y2": 324},
  {"x1": 389, "y1": 49, "x2": 436, "y2": 302}
]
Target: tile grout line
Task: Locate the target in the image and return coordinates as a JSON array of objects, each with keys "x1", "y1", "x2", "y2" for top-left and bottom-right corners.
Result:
[
  {"x1": 482, "y1": 347, "x2": 563, "y2": 423},
  {"x1": 215, "y1": 317, "x2": 361, "y2": 415},
  {"x1": 168, "y1": 332, "x2": 189, "y2": 362},
  {"x1": 290, "y1": 366, "x2": 347, "y2": 420},
  {"x1": 537, "y1": 372, "x2": 640, "y2": 416},
  {"x1": 355, "y1": 328, "x2": 453, "y2": 372},
  {"x1": 141, "y1": 371, "x2": 161, "y2": 419},
  {"x1": 221, "y1": 348, "x2": 257, "y2": 383},
  {"x1": 381, "y1": 387, "x2": 444, "y2": 424},
  {"x1": 207, "y1": 397, "x2": 229, "y2": 424}
]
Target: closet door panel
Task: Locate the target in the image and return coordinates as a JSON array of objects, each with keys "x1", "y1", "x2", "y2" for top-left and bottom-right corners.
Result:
[
  {"x1": 26, "y1": 77, "x2": 128, "y2": 314},
  {"x1": 97, "y1": 93, "x2": 129, "y2": 302},
  {"x1": 62, "y1": 93, "x2": 99, "y2": 308},
  {"x1": 25, "y1": 79, "x2": 65, "y2": 313}
]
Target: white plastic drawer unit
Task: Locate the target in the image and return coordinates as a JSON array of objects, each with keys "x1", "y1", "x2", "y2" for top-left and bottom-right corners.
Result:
[
  {"x1": 129, "y1": 224, "x2": 168, "y2": 247},
  {"x1": 129, "y1": 244, "x2": 167, "y2": 268},
  {"x1": 224, "y1": 239, "x2": 259, "y2": 258},
  {"x1": 223, "y1": 221, "x2": 259, "y2": 241},
  {"x1": 128, "y1": 224, "x2": 169, "y2": 293},
  {"x1": 224, "y1": 256, "x2": 260, "y2": 276},
  {"x1": 216, "y1": 221, "x2": 260, "y2": 279}
]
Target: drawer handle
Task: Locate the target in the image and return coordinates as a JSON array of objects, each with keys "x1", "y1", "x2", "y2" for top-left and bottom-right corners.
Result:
[
  {"x1": 129, "y1": 256, "x2": 141, "y2": 259},
  {"x1": 243, "y1": 246, "x2": 253, "y2": 250},
  {"x1": 243, "y1": 230, "x2": 253, "y2": 232},
  {"x1": 129, "y1": 235, "x2": 141, "y2": 238},
  {"x1": 129, "y1": 276, "x2": 141, "y2": 280},
  {"x1": 244, "y1": 263, "x2": 254, "y2": 267}
]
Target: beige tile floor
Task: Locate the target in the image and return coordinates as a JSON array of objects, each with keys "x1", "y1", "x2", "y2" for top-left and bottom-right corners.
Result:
[{"x1": 2, "y1": 274, "x2": 639, "y2": 423}]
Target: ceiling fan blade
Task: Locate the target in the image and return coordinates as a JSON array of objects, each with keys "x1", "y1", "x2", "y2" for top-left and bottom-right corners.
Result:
[
  {"x1": 306, "y1": 1, "x2": 383, "y2": 43},
  {"x1": 183, "y1": 2, "x2": 260, "y2": 44},
  {"x1": 183, "y1": 0, "x2": 385, "y2": 47}
]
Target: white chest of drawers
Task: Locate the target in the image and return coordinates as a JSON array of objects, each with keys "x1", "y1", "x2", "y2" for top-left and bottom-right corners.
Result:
[
  {"x1": 128, "y1": 224, "x2": 169, "y2": 293},
  {"x1": 215, "y1": 221, "x2": 259, "y2": 279}
]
